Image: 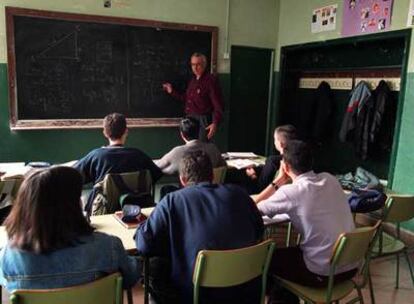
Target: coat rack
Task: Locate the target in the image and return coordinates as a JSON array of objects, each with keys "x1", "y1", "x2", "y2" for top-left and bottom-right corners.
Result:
[{"x1": 298, "y1": 68, "x2": 401, "y2": 91}]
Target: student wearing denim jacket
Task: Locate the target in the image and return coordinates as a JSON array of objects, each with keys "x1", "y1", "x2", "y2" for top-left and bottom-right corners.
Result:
[{"x1": 0, "y1": 167, "x2": 141, "y2": 291}]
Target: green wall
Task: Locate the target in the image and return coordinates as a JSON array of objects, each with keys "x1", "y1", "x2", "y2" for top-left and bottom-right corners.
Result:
[{"x1": 0, "y1": 0, "x2": 278, "y2": 162}]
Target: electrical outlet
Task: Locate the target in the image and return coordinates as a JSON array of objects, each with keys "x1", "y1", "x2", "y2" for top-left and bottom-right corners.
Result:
[{"x1": 223, "y1": 52, "x2": 230, "y2": 59}]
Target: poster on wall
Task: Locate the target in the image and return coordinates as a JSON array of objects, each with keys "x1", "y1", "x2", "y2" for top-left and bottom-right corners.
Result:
[
  {"x1": 407, "y1": 0, "x2": 414, "y2": 26},
  {"x1": 311, "y1": 4, "x2": 338, "y2": 33},
  {"x1": 342, "y1": 0, "x2": 394, "y2": 36}
]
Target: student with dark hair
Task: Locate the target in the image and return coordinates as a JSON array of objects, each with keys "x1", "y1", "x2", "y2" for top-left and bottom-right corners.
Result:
[
  {"x1": 246, "y1": 124, "x2": 297, "y2": 193},
  {"x1": 0, "y1": 167, "x2": 141, "y2": 291},
  {"x1": 254, "y1": 140, "x2": 356, "y2": 303},
  {"x1": 74, "y1": 113, "x2": 162, "y2": 212},
  {"x1": 155, "y1": 117, "x2": 225, "y2": 175},
  {"x1": 136, "y1": 150, "x2": 263, "y2": 303}
]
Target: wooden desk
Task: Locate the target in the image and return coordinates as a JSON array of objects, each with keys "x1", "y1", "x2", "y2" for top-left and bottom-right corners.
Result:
[
  {"x1": 90, "y1": 215, "x2": 137, "y2": 252},
  {"x1": 90, "y1": 207, "x2": 155, "y2": 253},
  {"x1": 0, "y1": 208, "x2": 156, "y2": 304},
  {"x1": 0, "y1": 207, "x2": 156, "y2": 252}
]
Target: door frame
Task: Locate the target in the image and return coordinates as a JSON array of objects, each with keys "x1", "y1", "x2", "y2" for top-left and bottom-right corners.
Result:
[{"x1": 229, "y1": 45, "x2": 275, "y2": 154}]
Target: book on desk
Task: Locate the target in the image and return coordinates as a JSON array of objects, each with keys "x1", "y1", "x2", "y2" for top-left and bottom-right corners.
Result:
[{"x1": 113, "y1": 211, "x2": 147, "y2": 229}]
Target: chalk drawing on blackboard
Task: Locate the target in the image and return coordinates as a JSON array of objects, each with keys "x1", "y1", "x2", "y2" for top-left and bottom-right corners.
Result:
[
  {"x1": 96, "y1": 41, "x2": 113, "y2": 62},
  {"x1": 6, "y1": 7, "x2": 217, "y2": 128},
  {"x1": 36, "y1": 31, "x2": 79, "y2": 61}
]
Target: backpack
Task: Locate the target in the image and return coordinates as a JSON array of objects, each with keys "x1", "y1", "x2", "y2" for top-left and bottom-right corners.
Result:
[
  {"x1": 348, "y1": 189, "x2": 386, "y2": 213},
  {"x1": 90, "y1": 170, "x2": 154, "y2": 216}
]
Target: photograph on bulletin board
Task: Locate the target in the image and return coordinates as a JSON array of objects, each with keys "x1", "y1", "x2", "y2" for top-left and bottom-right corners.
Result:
[
  {"x1": 407, "y1": 0, "x2": 414, "y2": 27},
  {"x1": 342, "y1": 0, "x2": 394, "y2": 36},
  {"x1": 311, "y1": 4, "x2": 338, "y2": 33}
]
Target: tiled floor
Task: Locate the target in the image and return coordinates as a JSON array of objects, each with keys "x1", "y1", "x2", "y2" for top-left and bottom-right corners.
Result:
[{"x1": 350, "y1": 254, "x2": 414, "y2": 304}]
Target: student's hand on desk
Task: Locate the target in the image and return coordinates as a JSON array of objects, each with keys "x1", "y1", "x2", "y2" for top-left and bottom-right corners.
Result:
[{"x1": 206, "y1": 123, "x2": 217, "y2": 140}]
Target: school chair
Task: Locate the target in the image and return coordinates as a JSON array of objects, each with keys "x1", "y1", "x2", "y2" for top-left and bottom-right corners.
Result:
[
  {"x1": 192, "y1": 239, "x2": 275, "y2": 304},
  {"x1": 371, "y1": 194, "x2": 414, "y2": 289},
  {"x1": 212, "y1": 166, "x2": 227, "y2": 184},
  {"x1": 10, "y1": 272, "x2": 123, "y2": 304},
  {"x1": 0, "y1": 178, "x2": 23, "y2": 208},
  {"x1": 0, "y1": 178, "x2": 23, "y2": 223},
  {"x1": 274, "y1": 223, "x2": 380, "y2": 304},
  {"x1": 92, "y1": 170, "x2": 154, "y2": 215}
]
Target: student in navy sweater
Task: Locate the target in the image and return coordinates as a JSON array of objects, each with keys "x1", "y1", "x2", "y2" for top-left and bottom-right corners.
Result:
[
  {"x1": 136, "y1": 150, "x2": 264, "y2": 304},
  {"x1": 74, "y1": 113, "x2": 162, "y2": 213}
]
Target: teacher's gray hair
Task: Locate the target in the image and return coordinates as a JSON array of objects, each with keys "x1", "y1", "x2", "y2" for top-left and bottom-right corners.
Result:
[{"x1": 191, "y1": 52, "x2": 207, "y2": 64}]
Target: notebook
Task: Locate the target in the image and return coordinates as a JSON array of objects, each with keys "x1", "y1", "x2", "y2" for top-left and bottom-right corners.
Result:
[{"x1": 113, "y1": 211, "x2": 147, "y2": 229}]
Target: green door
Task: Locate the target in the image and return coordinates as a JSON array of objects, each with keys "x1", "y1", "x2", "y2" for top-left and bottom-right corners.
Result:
[{"x1": 229, "y1": 46, "x2": 273, "y2": 155}]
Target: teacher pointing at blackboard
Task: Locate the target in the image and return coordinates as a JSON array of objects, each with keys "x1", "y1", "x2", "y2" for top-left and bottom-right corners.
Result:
[{"x1": 162, "y1": 52, "x2": 223, "y2": 141}]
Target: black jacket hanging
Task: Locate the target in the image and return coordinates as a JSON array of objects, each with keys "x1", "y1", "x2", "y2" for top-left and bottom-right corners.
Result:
[
  {"x1": 297, "y1": 81, "x2": 334, "y2": 143},
  {"x1": 311, "y1": 81, "x2": 334, "y2": 143},
  {"x1": 369, "y1": 80, "x2": 395, "y2": 152}
]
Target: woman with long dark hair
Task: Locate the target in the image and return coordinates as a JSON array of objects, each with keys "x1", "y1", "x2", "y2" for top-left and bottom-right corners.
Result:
[{"x1": 0, "y1": 166, "x2": 141, "y2": 290}]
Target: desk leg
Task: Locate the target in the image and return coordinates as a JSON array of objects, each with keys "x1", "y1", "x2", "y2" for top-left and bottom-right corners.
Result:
[
  {"x1": 126, "y1": 288, "x2": 133, "y2": 304},
  {"x1": 144, "y1": 257, "x2": 149, "y2": 304}
]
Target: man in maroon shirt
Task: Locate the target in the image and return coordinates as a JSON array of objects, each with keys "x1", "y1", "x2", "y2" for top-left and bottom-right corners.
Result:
[{"x1": 162, "y1": 53, "x2": 223, "y2": 141}]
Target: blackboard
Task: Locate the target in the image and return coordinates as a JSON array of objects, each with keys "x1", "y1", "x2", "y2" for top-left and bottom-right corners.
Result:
[{"x1": 6, "y1": 7, "x2": 218, "y2": 129}]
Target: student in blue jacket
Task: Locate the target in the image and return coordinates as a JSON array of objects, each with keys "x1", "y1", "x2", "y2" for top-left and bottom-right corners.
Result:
[{"x1": 0, "y1": 166, "x2": 141, "y2": 291}]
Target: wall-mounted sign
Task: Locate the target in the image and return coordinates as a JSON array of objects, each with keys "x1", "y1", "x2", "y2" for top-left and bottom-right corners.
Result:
[
  {"x1": 342, "y1": 0, "x2": 394, "y2": 36},
  {"x1": 311, "y1": 4, "x2": 338, "y2": 33},
  {"x1": 407, "y1": 0, "x2": 414, "y2": 27}
]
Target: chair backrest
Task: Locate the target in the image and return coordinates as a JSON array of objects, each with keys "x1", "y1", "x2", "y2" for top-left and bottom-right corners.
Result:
[
  {"x1": 96, "y1": 170, "x2": 153, "y2": 213},
  {"x1": 382, "y1": 194, "x2": 414, "y2": 223},
  {"x1": 192, "y1": 239, "x2": 275, "y2": 304},
  {"x1": 0, "y1": 178, "x2": 23, "y2": 209},
  {"x1": 326, "y1": 222, "x2": 380, "y2": 302},
  {"x1": 331, "y1": 224, "x2": 378, "y2": 268},
  {"x1": 212, "y1": 166, "x2": 227, "y2": 184},
  {"x1": 10, "y1": 272, "x2": 123, "y2": 304}
]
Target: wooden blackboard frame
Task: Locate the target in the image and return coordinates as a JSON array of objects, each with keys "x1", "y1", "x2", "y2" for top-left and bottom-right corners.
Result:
[{"x1": 5, "y1": 6, "x2": 218, "y2": 130}]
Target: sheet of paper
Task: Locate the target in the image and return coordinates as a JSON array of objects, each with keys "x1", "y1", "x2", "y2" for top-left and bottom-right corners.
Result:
[
  {"x1": 226, "y1": 152, "x2": 258, "y2": 158},
  {"x1": 226, "y1": 159, "x2": 260, "y2": 170},
  {"x1": 263, "y1": 214, "x2": 290, "y2": 225},
  {"x1": 311, "y1": 4, "x2": 337, "y2": 33},
  {"x1": 58, "y1": 160, "x2": 78, "y2": 167},
  {"x1": 408, "y1": 0, "x2": 414, "y2": 27},
  {"x1": 0, "y1": 162, "x2": 30, "y2": 180}
]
